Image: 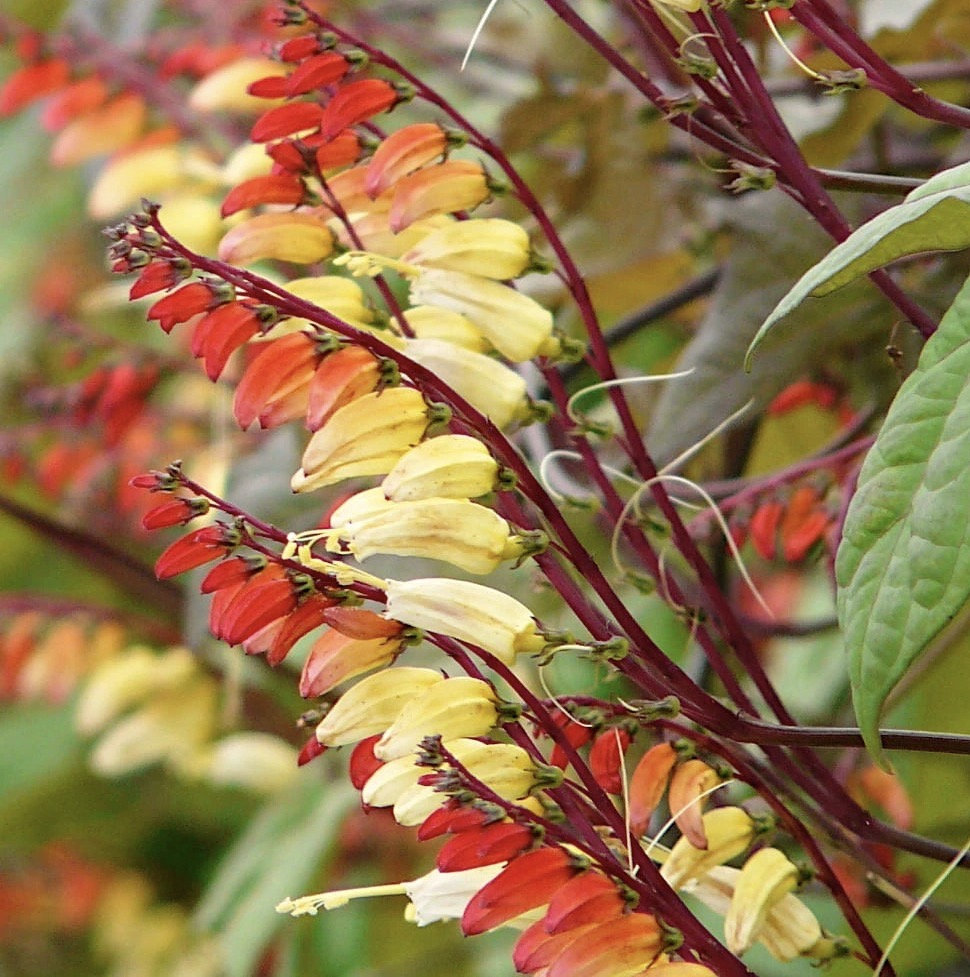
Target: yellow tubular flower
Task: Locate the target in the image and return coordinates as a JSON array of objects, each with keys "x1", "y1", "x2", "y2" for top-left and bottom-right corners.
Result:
[
  {"x1": 292, "y1": 387, "x2": 433, "y2": 492},
  {"x1": 330, "y1": 494, "x2": 522, "y2": 574},
  {"x1": 660, "y1": 807, "x2": 757, "y2": 890},
  {"x1": 314, "y1": 667, "x2": 444, "y2": 747},
  {"x1": 375, "y1": 676, "x2": 500, "y2": 760},
  {"x1": 217, "y1": 212, "x2": 335, "y2": 266},
  {"x1": 724, "y1": 847, "x2": 800, "y2": 956},
  {"x1": 403, "y1": 338, "x2": 530, "y2": 429},
  {"x1": 687, "y1": 866, "x2": 826, "y2": 962},
  {"x1": 205, "y1": 733, "x2": 299, "y2": 793},
  {"x1": 383, "y1": 577, "x2": 545, "y2": 664},
  {"x1": 87, "y1": 145, "x2": 184, "y2": 219},
  {"x1": 401, "y1": 218, "x2": 532, "y2": 280},
  {"x1": 409, "y1": 268, "x2": 559, "y2": 362},
  {"x1": 401, "y1": 304, "x2": 489, "y2": 351},
  {"x1": 280, "y1": 275, "x2": 375, "y2": 328},
  {"x1": 382, "y1": 435, "x2": 500, "y2": 502},
  {"x1": 188, "y1": 58, "x2": 284, "y2": 112},
  {"x1": 391, "y1": 740, "x2": 538, "y2": 826}
]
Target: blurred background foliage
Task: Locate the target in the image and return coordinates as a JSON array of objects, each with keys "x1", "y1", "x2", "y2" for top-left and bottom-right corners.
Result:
[{"x1": 2, "y1": 0, "x2": 970, "y2": 975}]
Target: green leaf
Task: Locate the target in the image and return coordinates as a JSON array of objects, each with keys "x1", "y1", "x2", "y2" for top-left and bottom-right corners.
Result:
[
  {"x1": 746, "y1": 160, "x2": 970, "y2": 366},
  {"x1": 194, "y1": 770, "x2": 355, "y2": 977},
  {"x1": 836, "y1": 271, "x2": 970, "y2": 766}
]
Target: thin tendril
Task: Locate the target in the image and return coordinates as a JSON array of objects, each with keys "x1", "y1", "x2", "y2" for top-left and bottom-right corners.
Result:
[
  {"x1": 566, "y1": 369, "x2": 695, "y2": 425},
  {"x1": 538, "y1": 448, "x2": 641, "y2": 503},
  {"x1": 873, "y1": 832, "x2": 970, "y2": 977},
  {"x1": 462, "y1": 0, "x2": 503, "y2": 71},
  {"x1": 658, "y1": 399, "x2": 754, "y2": 476},
  {"x1": 762, "y1": 10, "x2": 827, "y2": 82}
]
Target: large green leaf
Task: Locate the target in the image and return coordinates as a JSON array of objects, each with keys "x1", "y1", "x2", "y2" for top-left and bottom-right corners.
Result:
[
  {"x1": 836, "y1": 271, "x2": 970, "y2": 766},
  {"x1": 746, "y1": 160, "x2": 970, "y2": 366}
]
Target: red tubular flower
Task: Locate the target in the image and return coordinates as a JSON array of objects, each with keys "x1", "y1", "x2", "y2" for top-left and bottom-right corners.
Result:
[
  {"x1": 129, "y1": 259, "x2": 189, "y2": 300},
  {"x1": 417, "y1": 803, "x2": 490, "y2": 841},
  {"x1": 542, "y1": 871, "x2": 627, "y2": 934},
  {"x1": 266, "y1": 592, "x2": 336, "y2": 666},
  {"x1": 280, "y1": 35, "x2": 323, "y2": 62},
  {"x1": 284, "y1": 52, "x2": 351, "y2": 95},
  {"x1": 628, "y1": 742, "x2": 678, "y2": 838},
  {"x1": 191, "y1": 302, "x2": 265, "y2": 380},
  {"x1": 221, "y1": 173, "x2": 307, "y2": 216},
  {"x1": 461, "y1": 847, "x2": 581, "y2": 936},
  {"x1": 0, "y1": 58, "x2": 71, "y2": 115},
  {"x1": 748, "y1": 499, "x2": 784, "y2": 561},
  {"x1": 267, "y1": 139, "x2": 310, "y2": 172},
  {"x1": 298, "y1": 735, "x2": 327, "y2": 766},
  {"x1": 436, "y1": 821, "x2": 535, "y2": 872},
  {"x1": 39, "y1": 75, "x2": 107, "y2": 131},
  {"x1": 318, "y1": 78, "x2": 400, "y2": 141},
  {"x1": 548, "y1": 713, "x2": 595, "y2": 770},
  {"x1": 589, "y1": 728, "x2": 631, "y2": 795},
  {"x1": 348, "y1": 734, "x2": 383, "y2": 789},
  {"x1": 544, "y1": 912, "x2": 662, "y2": 977},
  {"x1": 214, "y1": 569, "x2": 299, "y2": 646},
  {"x1": 322, "y1": 606, "x2": 403, "y2": 640},
  {"x1": 154, "y1": 526, "x2": 234, "y2": 579},
  {"x1": 200, "y1": 556, "x2": 260, "y2": 594},
  {"x1": 767, "y1": 379, "x2": 838, "y2": 415},
  {"x1": 233, "y1": 333, "x2": 320, "y2": 430},
  {"x1": 247, "y1": 74, "x2": 290, "y2": 98},
  {"x1": 779, "y1": 485, "x2": 829, "y2": 563},
  {"x1": 306, "y1": 345, "x2": 381, "y2": 431},
  {"x1": 147, "y1": 282, "x2": 223, "y2": 333},
  {"x1": 251, "y1": 101, "x2": 325, "y2": 142},
  {"x1": 141, "y1": 497, "x2": 208, "y2": 531}
]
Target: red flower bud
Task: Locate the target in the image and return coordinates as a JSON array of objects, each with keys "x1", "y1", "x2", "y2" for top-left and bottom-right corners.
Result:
[
  {"x1": 589, "y1": 728, "x2": 631, "y2": 795},
  {"x1": 348, "y1": 734, "x2": 383, "y2": 789},
  {"x1": 141, "y1": 497, "x2": 208, "y2": 531},
  {"x1": 221, "y1": 173, "x2": 306, "y2": 216},
  {"x1": 436, "y1": 821, "x2": 534, "y2": 872},
  {"x1": 543, "y1": 871, "x2": 626, "y2": 934},
  {"x1": 318, "y1": 79, "x2": 399, "y2": 141},
  {"x1": 285, "y1": 52, "x2": 350, "y2": 95},
  {"x1": 147, "y1": 282, "x2": 221, "y2": 333},
  {"x1": 298, "y1": 735, "x2": 327, "y2": 766},
  {"x1": 154, "y1": 526, "x2": 233, "y2": 579},
  {"x1": 129, "y1": 260, "x2": 189, "y2": 300},
  {"x1": 191, "y1": 302, "x2": 264, "y2": 381},
  {"x1": 749, "y1": 499, "x2": 784, "y2": 561},
  {"x1": 321, "y1": 606, "x2": 403, "y2": 640},
  {"x1": 279, "y1": 35, "x2": 323, "y2": 62},
  {"x1": 251, "y1": 101, "x2": 325, "y2": 142},
  {"x1": 247, "y1": 75, "x2": 290, "y2": 98},
  {"x1": 0, "y1": 59, "x2": 71, "y2": 115},
  {"x1": 266, "y1": 592, "x2": 335, "y2": 666},
  {"x1": 201, "y1": 556, "x2": 260, "y2": 594},
  {"x1": 417, "y1": 802, "x2": 489, "y2": 841}
]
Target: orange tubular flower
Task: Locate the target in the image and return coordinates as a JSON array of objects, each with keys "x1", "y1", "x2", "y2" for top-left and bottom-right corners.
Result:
[
  {"x1": 217, "y1": 211, "x2": 335, "y2": 266},
  {"x1": 147, "y1": 281, "x2": 225, "y2": 333},
  {"x1": 314, "y1": 129, "x2": 364, "y2": 172},
  {"x1": 299, "y1": 629, "x2": 402, "y2": 698},
  {"x1": 154, "y1": 525, "x2": 236, "y2": 579},
  {"x1": 233, "y1": 332, "x2": 321, "y2": 430},
  {"x1": 628, "y1": 742, "x2": 678, "y2": 837},
  {"x1": 265, "y1": 592, "x2": 336, "y2": 666},
  {"x1": 460, "y1": 847, "x2": 583, "y2": 935},
  {"x1": 318, "y1": 78, "x2": 401, "y2": 141},
  {"x1": 306, "y1": 346, "x2": 381, "y2": 431},
  {"x1": 388, "y1": 160, "x2": 491, "y2": 232},
  {"x1": 40, "y1": 75, "x2": 107, "y2": 131},
  {"x1": 542, "y1": 912, "x2": 663, "y2": 977},
  {"x1": 542, "y1": 871, "x2": 629, "y2": 933},
  {"x1": 365, "y1": 122, "x2": 450, "y2": 197},
  {"x1": 50, "y1": 92, "x2": 146, "y2": 166},
  {"x1": 250, "y1": 101, "x2": 326, "y2": 142},
  {"x1": 190, "y1": 302, "x2": 266, "y2": 380},
  {"x1": 667, "y1": 759, "x2": 721, "y2": 849}
]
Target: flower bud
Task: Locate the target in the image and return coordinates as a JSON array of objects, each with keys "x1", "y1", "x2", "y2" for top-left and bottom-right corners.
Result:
[
  {"x1": 628, "y1": 741, "x2": 678, "y2": 837},
  {"x1": 330, "y1": 492, "x2": 522, "y2": 574},
  {"x1": 366, "y1": 123, "x2": 450, "y2": 197},
  {"x1": 401, "y1": 219, "x2": 531, "y2": 280},
  {"x1": 314, "y1": 666, "x2": 444, "y2": 747},
  {"x1": 382, "y1": 435, "x2": 500, "y2": 502},
  {"x1": 384, "y1": 577, "x2": 544, "y2": 664},
  {"x1": 293, "y1": 386, "x2": 433, "y2": 492},
  {"x1": 401, "y1": 305, "x2": 489, "y2": 351},
  {"x1": 724, "y1": 847, "x2": 800, "y2": 956},
  {"x1": 403, "y1": 338, "x2": 530, "y2": 429},
  {"x1": 217, "y1": 212, "x2": 334, "y2": 266},
  {"x1": 375, "y1": 676, "x2": 500, "y2": 760},
  {"x1": 660, "y1": 807, "x2": 758, "y2": 890},
  {"x1": 409, "y1": 268, "x2": 557, "y2": 362},
  {"x1": 205, "y1": 732, "x2": 298, "y2": 793},
  {"x1": 389, "y1": 160, "x2": 491, "y2": 232},
  {"x1": 668, "y1": 758, "x2": 722, "y2": 849},
  {"x1": 300, "y1": 629, "x2": 401, "y2": 697}
]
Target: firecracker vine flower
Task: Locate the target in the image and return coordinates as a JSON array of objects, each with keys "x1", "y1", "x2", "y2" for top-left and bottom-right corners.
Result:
[{"x1": 12, "y1": 2, "x2": 970, "y2": 974}]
